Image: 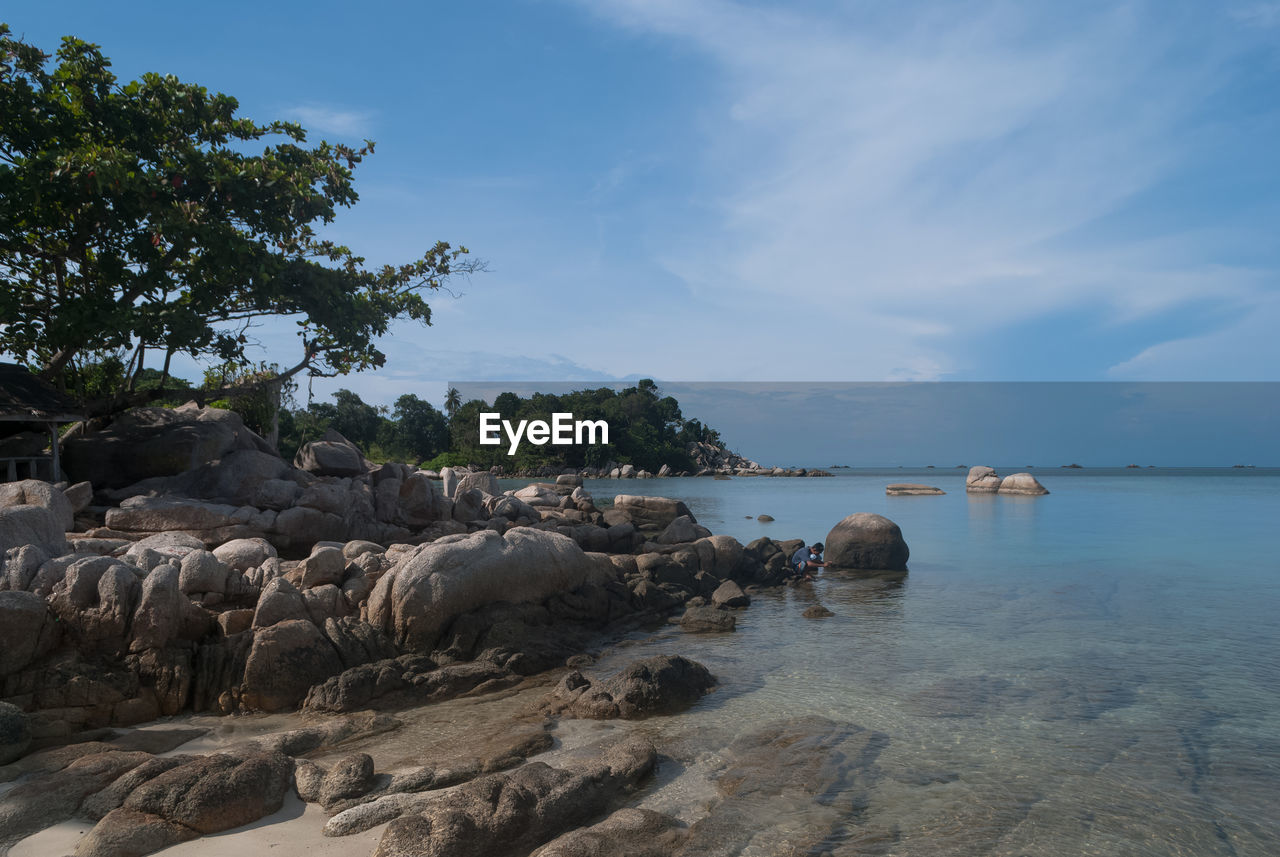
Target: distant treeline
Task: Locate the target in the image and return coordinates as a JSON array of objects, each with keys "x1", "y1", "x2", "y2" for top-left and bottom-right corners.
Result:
[{"x1": 55, "y1": 357, "x2": 726, "y2": 472}]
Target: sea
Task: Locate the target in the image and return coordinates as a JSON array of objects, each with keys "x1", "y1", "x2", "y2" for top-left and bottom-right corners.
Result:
[{"x1": 501, "y1": 467, "x2": 1280, "y2": 856}]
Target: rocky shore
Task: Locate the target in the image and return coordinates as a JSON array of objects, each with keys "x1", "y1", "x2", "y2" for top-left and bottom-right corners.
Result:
[{"x1": 0, "y1": 404, "x2": 903, "y2": 857}]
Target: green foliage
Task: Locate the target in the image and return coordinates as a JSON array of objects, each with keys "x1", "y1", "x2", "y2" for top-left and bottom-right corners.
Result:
[
  {"x1": 0, "y1": 25, "x2": 480, "y2": 407},
  {"x1": 420, "y1": 450, "x2": 473, "y2": 471}
]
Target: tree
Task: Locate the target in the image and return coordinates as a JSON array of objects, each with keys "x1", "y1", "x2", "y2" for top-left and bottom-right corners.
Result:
[
  {"x1": 384, "y1": 393, "x2": 448, "y2": 463},
  {"x1": 444, "y1": 387, "x2": 462, "y2": 420},
  {"x1": 0, "y1": 27, "x2": 481, "y2": 413}
]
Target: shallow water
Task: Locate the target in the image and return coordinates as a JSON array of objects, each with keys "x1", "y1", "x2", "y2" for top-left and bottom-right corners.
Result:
[{"x1": 506, "y1": 469, "x2": 1280, "y2": 855}]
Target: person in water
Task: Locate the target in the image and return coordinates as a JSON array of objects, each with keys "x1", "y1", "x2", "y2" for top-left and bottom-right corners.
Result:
[{"x1": 790, "y1": 542, "x2": 826, "y2": 581}]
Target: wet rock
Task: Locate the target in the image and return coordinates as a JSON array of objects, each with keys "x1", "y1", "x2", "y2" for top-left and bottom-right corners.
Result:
[
  {"x1": 531, "y1": 808, "x2": 687, "y2": 857},
  {"x1": 678, "y1": 605, "x2": 737, "y2": 633},
  {"x1": 824, "y1": 513, "x2": 909, "y2": 570},
  {"x1": 544, "y1": 655, "x2": 716, "y2": 719},
  {"x1": 756, "y1": 514, "x2": 774, "y2": 522},
  {"x1": 372, "y1": 736, "x2": 656, "y2": 857},
  {"x1": 710, "y1": 580, "x2": 749, "y2": 608},
  {"x1": 802, "y1": 603, "x2": 835, "y2": 618},
  {"x1": 676, "y1": 717, "x2": 888, "y2": 857}
]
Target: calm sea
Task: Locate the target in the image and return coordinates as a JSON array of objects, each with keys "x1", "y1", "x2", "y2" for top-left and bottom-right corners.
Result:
[{"x1": 504, "y1": 468, "x2": 1280, "y2": 856}]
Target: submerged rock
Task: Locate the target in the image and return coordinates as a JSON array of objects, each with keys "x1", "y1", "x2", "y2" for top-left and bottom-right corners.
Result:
[
  {"x1": 885, "y1": 483, "x2": 945, "y2": 495},
  {"x1": 372, "y1": 736, "x2": 656, "y2": 857},
  {"x1": 678, "y1": 605, "x2": 737, "y2": 633},
  {"x1": 544, "y1": 655, "x2": 716, "y2": 719}
]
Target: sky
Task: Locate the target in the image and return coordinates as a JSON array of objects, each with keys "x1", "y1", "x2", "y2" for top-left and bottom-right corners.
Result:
[{"x1": 6, "y1": 1, "x2": 1280, "y2": 413}]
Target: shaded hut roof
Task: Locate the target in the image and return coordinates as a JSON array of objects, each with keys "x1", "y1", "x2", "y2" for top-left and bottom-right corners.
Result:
[{"x1": 0, "y1": 362, "x2": 85, "y2": 422}]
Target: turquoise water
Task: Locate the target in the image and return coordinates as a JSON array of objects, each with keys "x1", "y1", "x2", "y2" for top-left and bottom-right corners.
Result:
[{"x1": 509, "y1": 469, "x2": 1280, "y2": 855}]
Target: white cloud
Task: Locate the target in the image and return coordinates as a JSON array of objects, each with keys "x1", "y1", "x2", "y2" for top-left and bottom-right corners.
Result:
[
  {"x1": 1106, "y1": 293, "x2": 1280, "y2": 380},
  {"x1": 570, "y1": 0, "x2": 1277, "y2": 379},
  {"x1": 281, "y1": 104, "x2": 374, "y2": 139}
]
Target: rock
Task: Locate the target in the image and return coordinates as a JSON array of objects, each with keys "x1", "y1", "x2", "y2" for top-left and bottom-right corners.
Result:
[
  {"x1": 678, "y1": 606, "x2": 736, "y2": 633},
  {"x1": 885, "y1": 483, "x2": 945, "y2": 495},
  {"x1": 62, "y1": 404, "x2": 274, "y2": 490},
  {"x1": 710, "y1": 580, "x2": 750, "y2": 608},
  {"x1": 218, "y1": 609, "x2": 255, "y2": 636},
  {"x1": 802, "y1": 604, "x2": 835, "y2": 618},
  {"x1": 441, "y1": 466, "x2": 464, "y2": 499},
  {"x1": 656, "y1": 515, "x2": 712, "y2": 545},
  {"x1": 298, "y1": 752, "x2": 377, "y2": 809},
  {"x1": 300, "y1": 545, "x2": 346, "y2": 588},
  {"x1": 213, "y1": 537, "x2": 277, "y2": 573},
  {"x1": 252, "y1": 576, "x2": 310, "y2": 628},
  {"x1": 0, "y1": 478, "x2": 75, "y2": 531},
  {"x1": 178, "y1": 549, "x2": 229, "y2": 595},
  {"x1": 398, "y1": 473, "x2": 445, "y2": 527},
  {"x1": 544, "y1": 655, "x2": 716, "y2": 719},
  {"x1": 998, "y1": 472, "x2": 1050, "y2": 495},
  {"x1": 105, "y1": 495, "x2": 254, "y2": 535},
  {"x1": 273, "y1": 505, "x2": 345, "y2": 548},
  {"x1": 531, "y1": 808, "x2": 686, "y2": 857},
  {"x1": 0, "y1": 590, "x2": 59, "y2": 674},
  {"x1": 458, "y1": 470, "x2": 500, "y2": 496},
  {"x1": 241, "y1": 619, "x2": 343, "y2": 712},
  {"x1": 48, "y1": 557, "x2": 142, "y2": 652},
  {"x1": 0, "y1": 750, "x2": 153, "y2": 850},
  {"x1": 677, "y1": 717, "x2": 887, "y2": 856},
  {"x1": 966, "y1": 465, "x2": 1003, "y2": 493},
  {"x1": 824, "y1": 513, "x2": 909, "y2": 570},
  {"x1": 555, "y1": 474, "x2": 582, "y2": 488},
  {"x1": 294, "y1": 429, "x2": 367, "y2": 477},
  {"x1": 0, "y1": 504, "x2": 70, "y2": 557},
  {"x1": 129, "y1": 564, "x2": 186, "y2": 652},
  {"x1": 366, "y1": 529, "x2": 608, "y2": 652},
  {"x1": 756, "y1": 514, "x2": 774, "y2": 522},
  {"x1": 112, "y1": 750, "x2": 293, "y2": 836},
  {"x1": 74, "y1": 807, "x2": 197, "y2": 857},
  {"x1": 0, "y1": 702, "x2": 30, "y2": 765},
  {"x1": 514, "y1": 483, "x2": 562, "y2": 507},
  {"x1": 610, "y1": 495, "x2": 695, "y2": 533},
  {"x1": 372, "y1": 737, "x2": 656, "y2": 857}
]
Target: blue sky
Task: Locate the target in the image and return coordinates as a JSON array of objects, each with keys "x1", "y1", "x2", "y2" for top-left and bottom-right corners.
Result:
[{"x1": 7, "y1": 1, "x2": 1280, "y2": 408}]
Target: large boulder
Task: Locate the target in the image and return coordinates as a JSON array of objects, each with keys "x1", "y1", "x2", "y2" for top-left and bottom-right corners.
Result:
[
  {"x1": 608, "y1": 495, "x2": 695, "y2": 534},
  {"x1": 294, "y1": 429, "x2": 367, "y2": 477},
  {"x1": 0, "y1": 590, "x2": 59, "y2": 675},
  {"x1": 457, "y1": 470, "x2": 500, "y2": 497},
  {"x1": 823, "y1": 513, "x2": 909, "y2": 571},
  {"x1": 76, "y1": 750, "x2": 295, "y2": 856},
  {"x1": 241, "y1": 619, "x2": 344, "y2": 711},
  {"x1": 0, "y1": 504, "x2": 69, "y2": 558},
  {"x1": 998, "y1": 472, "x2": 1050, "y2": 495},
  {"x1": 62, "y1": 403, "x2": 274, "y2": 490},
  {"x1": 105, "y1": 496, "x2": 274, "y2": 538},
  {"x1": 366, "y1": 529, "x2": 610, "y2": 652},
  {"x1": 966, "y1": 466, "x2": 1003, "y2": 493},
  {"x1": 212, "y1": 537, "x2": 277, "y2": 573},
  {"x1": 0, "y1": 479, "x2": 74, "y2": 532}
]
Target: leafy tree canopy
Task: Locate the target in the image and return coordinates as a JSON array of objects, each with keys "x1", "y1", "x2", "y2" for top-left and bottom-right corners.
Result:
[{"x1": 0, "y1": 26, "x2": 480, "y2": 412}]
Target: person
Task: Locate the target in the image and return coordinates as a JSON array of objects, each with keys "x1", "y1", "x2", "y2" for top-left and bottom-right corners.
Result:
[{"x1": 789, "y1": 542, "x2": 826, "y2": 581}]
